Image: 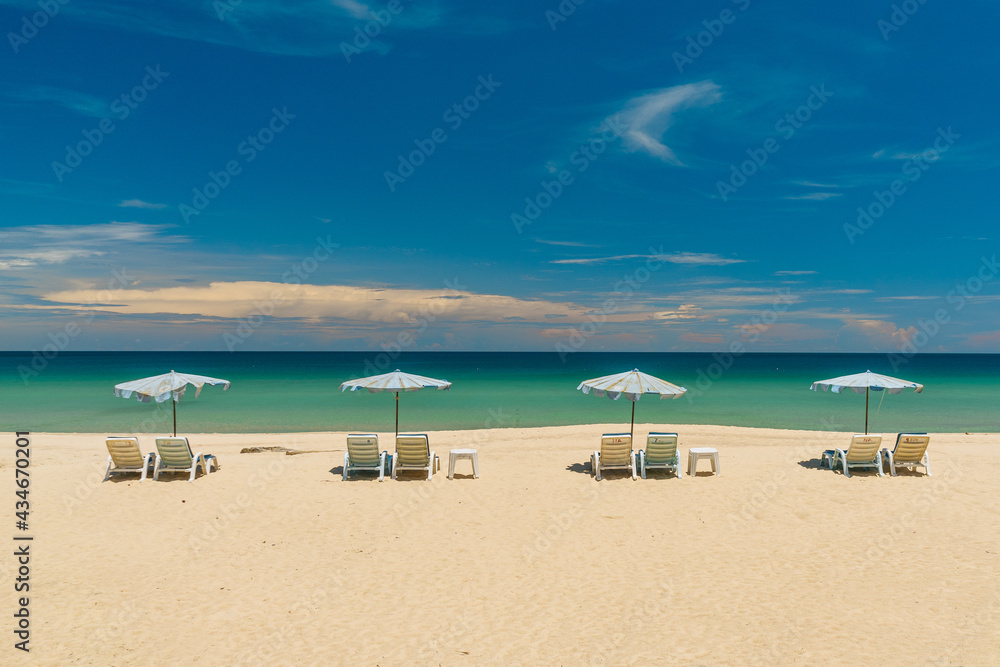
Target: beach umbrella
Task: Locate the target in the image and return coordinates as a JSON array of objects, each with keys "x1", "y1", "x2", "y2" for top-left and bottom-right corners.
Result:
[
  {"x1": 577, "y1": 368, "x2": 687, "y2": 439},
  {"x1": 114, "y1": 370, "x2": 231, "y2": 436},
  {"x1": 810, "y1": 370, "x2": 923, "y2": 434},
  {"x1": 339, "y1": 369, "x2": 451, "y2": 437}
]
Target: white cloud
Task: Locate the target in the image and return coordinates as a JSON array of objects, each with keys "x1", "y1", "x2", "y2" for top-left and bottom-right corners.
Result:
[
  {"x1": 119, "y1": 199, "x2": 167, "y2": 210},
  {"x1": 784, "y1": 192, "x2": 843, "y2": 201},
  {"x1": 5, "y1": 86, "x2": 107, "y2": 117},
  {"x1": 0, "y1": 222, "x2": 184, "y2": 270},
  {"x1": 330, "y1": 0, "x2": 371, "y2": 19},
  {"x1": 534, "y1": 239, "x2": 599, "y2": 248},
  {"x1": 775, "y1": 270, "x2": 817, "y2": 276},
  {"x1": 615, "y1": 81, "x2": 722, "y2": 165},
  {"x1": 551, "y1": 252, "x2": 745, "y2": 266}
]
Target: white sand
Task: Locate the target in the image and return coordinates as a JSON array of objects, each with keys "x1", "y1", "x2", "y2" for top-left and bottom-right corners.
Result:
[{"x1": 5, "y1": 425, "x2": 999, "y2": 665}]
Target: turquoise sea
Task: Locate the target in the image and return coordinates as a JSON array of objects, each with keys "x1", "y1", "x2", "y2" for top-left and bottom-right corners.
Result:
[{"x1": 1, "y1": 352, "x2": 998, "y2": 434}]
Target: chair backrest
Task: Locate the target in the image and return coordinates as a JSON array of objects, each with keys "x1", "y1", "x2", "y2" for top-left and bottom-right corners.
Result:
[
  {"x1": 155, "y1": 437, "x2": 195, "y2": 468},
  {"x1": 645, "y1": 433, "x2": 678, "y2": 463},
  {"x1": 600, "y1": 433, "x2": 632, "y2": 466},
  {"x1": 346, "y1": 434, "x2": 380, "y2": 466},
  {"x1": 892, "y1": 434, "x2": 930, "y2": 463},
  {"x1": 845, "y1": 435, "x2": 882, "y2": 463},
  {"x1": 395, "y1": 434, "x2": 430, "y2": 466},
  {"x1": 106, "y1": 437, "x2": 144, "y2": 468}
]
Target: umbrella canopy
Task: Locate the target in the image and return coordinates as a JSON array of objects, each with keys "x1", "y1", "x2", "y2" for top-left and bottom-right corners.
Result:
[
  {"x1": 114, "y1": 370, "x2": 231, "y2": 436},
  {"x1": 810, "y1": 370, "x2": 923, "y2": 434},
  {"x1": 339, "y1": 369, "x2": 451, "y2": 437},
  {"x1": 577, "y1": 368, "x2": 687, "y2": 438}
]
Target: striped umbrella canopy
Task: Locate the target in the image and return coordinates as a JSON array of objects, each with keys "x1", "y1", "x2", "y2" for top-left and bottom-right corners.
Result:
[
  {"x1": 339, "y1": 369, "x2": 451, "y2": 437},
  {"x1": 114, "y1": 370, "x2": 231, "y2": 436},
  {"x1": 810, "y1": 370, "x2": 923, "y2": 434},
  {"x1": 577, "y1": 368, "x2": 687, "y2": 438}
]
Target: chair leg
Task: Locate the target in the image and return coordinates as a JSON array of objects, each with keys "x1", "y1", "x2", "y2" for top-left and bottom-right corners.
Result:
[
  {"x1": 639, "y1": 451, "x2": 646, "y2": 479},
  {"x1": 923, "y1": 453, "x2": 931, "y2": 476},
  {"x1": 343, "y1": 453, "x2": 350, "y2": 481},
  {"x1": 153, "y1": 455, "x2": 161, "y2": 481},
  {"x1": 103, "y1": 455, "x2": 112, "y2": 482}
]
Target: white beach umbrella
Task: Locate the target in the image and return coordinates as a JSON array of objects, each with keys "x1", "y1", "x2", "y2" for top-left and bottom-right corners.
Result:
[
  {"x1": 577, "y1": 368, "x2": 687, "y2": 438},
  {"x1": 114, "y1": 370, "x2": 231, "y2": 436},
  {"x1": 339, "y1": 369, "x2": 451, "y2": 437},
  {"x1": 810, "y1": 370, "x2": 923, "y2": 434}
]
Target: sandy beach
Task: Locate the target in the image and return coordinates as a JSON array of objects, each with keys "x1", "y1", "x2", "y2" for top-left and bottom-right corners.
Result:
[{"x1": 6, "y1": 425, "x2": 1000, "y2": 665}]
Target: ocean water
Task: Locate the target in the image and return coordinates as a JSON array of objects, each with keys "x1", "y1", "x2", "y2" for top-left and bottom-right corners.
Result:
[{"x1": 1, "y1": 352, "x2": 998, "y2": 434}]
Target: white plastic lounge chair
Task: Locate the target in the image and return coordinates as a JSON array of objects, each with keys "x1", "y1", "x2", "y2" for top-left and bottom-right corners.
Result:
[
  {"x1": 882, "y1": 433, "x2": 931, "y2": 476},
  {"x1": 104, "y1": 437, "x2": 155, "y2": 482},
  {"x1": 153, "y1": 437, "x2": 219, "y2": 482},
  {"x1": 591, "y1": 433, "x2": 636, "y2": 481},
  {"x1": 392, "y1": 434, "x2": 440, "y2": 480},
  {"x1": 823, "y1": 434, "x2": 884, "y2": 477},
  {"x1": 343, "y1": 434, "x2": 389, "y2": 482},
  {"x1": 638, "y1": 432, "x2": 682, "y2": 479}
]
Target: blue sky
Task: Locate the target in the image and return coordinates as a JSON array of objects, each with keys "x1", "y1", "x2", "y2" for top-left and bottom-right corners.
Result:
[{"x1": 2, "y1": 0, "x2": 998, "y2": 352}]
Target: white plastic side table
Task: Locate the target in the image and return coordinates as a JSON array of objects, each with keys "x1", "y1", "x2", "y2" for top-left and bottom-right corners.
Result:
[
  {"x1": 687, "y1": 447, "x2": 720, "y2": 477},
  {"x1": 448, "y1": 449, "x2": 479, "y2": 479}
]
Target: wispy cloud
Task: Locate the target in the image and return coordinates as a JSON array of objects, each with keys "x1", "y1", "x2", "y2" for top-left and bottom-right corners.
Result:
[
  {"x1": 551, "y1": 251, "x2": 745, "y2": 266},
  {"x1": 534, "y1": 239, "x2": 599, "y2": 248},
  {"x1": 0, "y1": 222, "x2": 184, "y2": 270},
  {"x1": 784, "y1": 192, "x2": 843, "y2": 201},
  {"x1": 661, "y1": 252, "x2": 746, "y2": 266},
  {"x1": 5, "y1": 85, "x2": 107, "y2": 117},
  {"x1": 330, "y1": 0, "x2": 371, "y2": 20},
  {"x1": 790, "y1": 180, "x2": 842, "y2": 188},
  {"x1": 119, "y1": 199, "x2": 167, "y2": 210},
  {"x1": 36, "y1": 0, "x2": 449, "y2": 57},
  {"x1": 615, "y1": 81, "x2": 722, "y2": 165},
  {"x1": 774, "y1": 270, "x2": 816, "y2": 276}
]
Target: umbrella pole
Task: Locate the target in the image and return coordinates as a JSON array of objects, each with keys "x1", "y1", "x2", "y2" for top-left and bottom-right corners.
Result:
[
  {"x1": 172, "y1": 399, "x2": 177, "y2": 437},
  {"x1": 630, "y1": 401, "x2": 635, "y2": 440},
  {"x1": 865, "y1": 387, "x2": 869, "y2": 435},
  {"x1": 395, "y1": 392, "x2": 399, "y2": 439}
]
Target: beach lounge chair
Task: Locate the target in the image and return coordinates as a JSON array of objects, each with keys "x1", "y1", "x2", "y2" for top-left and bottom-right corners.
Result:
[
  {"x1": 822, "y1": 434, "x2": 883, "y2": 477},
  {"x1": 103, "y1": 437, "x2": 155, "y2": 482},
  {"x1": 638, "y1": 432, "x2": 682, "y2": 479},
  {"x1": 343, "y1": 434, "x2": 389, "y2": 482},
  {"x1": 882, "y1": 433, "x2": 931, "y2": 476},
  {"x1": 591, "y1": 433, "x2": 636, "y2": 481},
  {"x1": 153, "y1": 437, "x2": 219, "y2": 482},
  {"x1": 392, "y1": 434, "x2": 440, "y2": 480}
]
